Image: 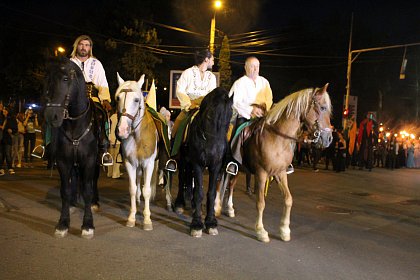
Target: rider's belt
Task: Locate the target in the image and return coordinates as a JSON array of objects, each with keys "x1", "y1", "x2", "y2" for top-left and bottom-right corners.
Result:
[{"x1": 86, "y1": 82, "x2": 99, "y2": 100}]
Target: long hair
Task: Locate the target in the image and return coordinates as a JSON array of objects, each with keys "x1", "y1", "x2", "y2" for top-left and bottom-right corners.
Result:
[{"x1": 70, "y1": 35, "x2": 94, "y2": 58}]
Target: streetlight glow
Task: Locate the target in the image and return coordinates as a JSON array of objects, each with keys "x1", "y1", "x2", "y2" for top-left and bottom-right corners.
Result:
[
  {"x1": 57, "y1": 47, "x2": 65, "y2": 53},
  {"x1": 214, "y1": 1, "x2": 222, "y2": 9}
]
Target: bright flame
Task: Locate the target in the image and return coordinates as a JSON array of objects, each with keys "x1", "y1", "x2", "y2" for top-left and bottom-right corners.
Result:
[
  {"x1": 57, "y1": 47, "x2": 65, "y2": 53},
  {"x1": 410, "y1": 134, "x2": 415, "y2": 139},
  {"x1": 386, "y1": 132, "x2": 390, "y2": 137},
  {"x1": 379, "y1": 127, "x2": 384, "y2": 132}
]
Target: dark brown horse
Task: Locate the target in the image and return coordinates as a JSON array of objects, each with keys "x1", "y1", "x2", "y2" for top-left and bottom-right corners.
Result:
[{"x1": 216, "y1": 84, "x2": 333, "y2": 242}]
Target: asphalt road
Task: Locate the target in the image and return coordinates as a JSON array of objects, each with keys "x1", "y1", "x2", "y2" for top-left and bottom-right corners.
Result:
[{"x1": 0, "y1": 162, "x2": 419, "y2": 280}]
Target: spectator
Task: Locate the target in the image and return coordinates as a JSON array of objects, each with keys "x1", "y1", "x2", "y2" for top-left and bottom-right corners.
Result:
[
  {"x1": 23, "y1": 107, "x2": 38, "y2": 167},
  {"x1": 0, "y1": 107, "x2": 17, "y2": 175}
]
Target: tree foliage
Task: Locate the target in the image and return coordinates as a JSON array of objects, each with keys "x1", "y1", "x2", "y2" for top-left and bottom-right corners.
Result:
[{"x1": 218, "y1": 35, "x2": 232, "y2": 90}]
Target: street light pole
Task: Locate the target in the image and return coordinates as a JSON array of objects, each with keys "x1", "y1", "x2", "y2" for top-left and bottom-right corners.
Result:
[{"x1": 209, "y1": 1, "x2": 222, "y2": 54}]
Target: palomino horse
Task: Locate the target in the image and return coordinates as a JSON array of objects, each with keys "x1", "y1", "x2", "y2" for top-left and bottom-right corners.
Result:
[
  {"x1": 115, "y1": 74, "x2": 171, "y2": 229},
  {"x1": 175, "y1": 87, "x2": 233, "y2": 237},
  {"x1": 216, "y1": 84, "x2": 332, "y2": 242},
  {"x1": 44, "y1": 57, "x2": 98, "y2": 239}
]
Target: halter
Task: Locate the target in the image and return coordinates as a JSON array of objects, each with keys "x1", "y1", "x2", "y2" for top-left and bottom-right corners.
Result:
[
  {"x1": 117, "y1": 88, "x2": 144, "y2": 132},
  {"x1": 306, "y1": 88, "x2": 331, "y2": 144},
  {"x1": 45, "y1": 68, "x2": 90, "y2": 120}
]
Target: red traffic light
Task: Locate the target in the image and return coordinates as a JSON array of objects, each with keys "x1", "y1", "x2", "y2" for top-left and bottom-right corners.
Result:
[{"x1": 343, "y1": 109, "x2": 349, "y2": 117}]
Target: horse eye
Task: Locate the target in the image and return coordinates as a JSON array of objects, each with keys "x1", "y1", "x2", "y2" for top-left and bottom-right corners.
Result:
[
  {"x1": 134, "y1": 98, "x2": 139, "y2": 102},
  {"x1": 320, "y1": 106, "x2": 327, "y2": 112}
]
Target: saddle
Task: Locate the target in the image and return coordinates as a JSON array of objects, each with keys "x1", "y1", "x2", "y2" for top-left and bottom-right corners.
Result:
[
  {"x1": 170, "y1": 109, "x2": 200, "y2": 157},
  {"x1": 146, "y1": 106, "x2": 171, "y2": 157}
]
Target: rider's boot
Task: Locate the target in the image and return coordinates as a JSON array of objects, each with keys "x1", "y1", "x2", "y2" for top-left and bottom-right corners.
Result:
[
  {"x1": 96, "y1": 107, "x2": 113, "y2": 166},
  {"x1": 286, "y1": 164, "x2": 294, "y2": 174}
]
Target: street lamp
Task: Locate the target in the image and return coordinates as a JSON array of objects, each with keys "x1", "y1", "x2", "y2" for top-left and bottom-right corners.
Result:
[
  {"x1": 55, "y1": 46, "x2": 65, "y2": 56},
  {"x1": 209, "y1": 1, "x2": 222, "y2": 54}
]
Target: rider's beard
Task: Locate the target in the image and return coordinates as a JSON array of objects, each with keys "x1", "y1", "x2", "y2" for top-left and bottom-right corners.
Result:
[{"x1": 77, "y1": 49, "x2": 88, "y2": 58}]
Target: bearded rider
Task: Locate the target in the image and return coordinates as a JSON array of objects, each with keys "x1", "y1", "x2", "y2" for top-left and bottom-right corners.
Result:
[{"x1": 70, "y1": 35, "x2": 113, "y2": 166}]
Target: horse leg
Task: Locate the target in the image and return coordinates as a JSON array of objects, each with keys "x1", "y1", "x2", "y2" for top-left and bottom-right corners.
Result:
[
  {"x1": 141, "y1": 160, "x2": 154, "y2": 231},
  {"x1": 126, "y1": 163, "x2": 138, "y2": 227},
  {"x1": 174, "y1": 158, "x2": 185, "y2": 214},
  {"x1": 55, "y1": 169, "x2": 72, "y2": 237},
  {"x1": 246, "y1": 172, "x2": 253, "y2": 194},
  {"x1": 164, "y1": 171, "x2": 173, "y2": 211},
  {"x1": 205, "y1": 166, "x2": 220, "y2": 235},
  {"x1": 225, "y1": 175, "x2": 237, "y2": 218},
  {"x1": 255, "y1": 172, "x2": 270, "y2": 243},
  {"x1": 80, "y1": 175, "x2": 95, "y2": 239},
  {"x1": 190, "y1": 164, "x2": 204, "y2": 237},
  {"x1": 214, "y1": 174, "x2": 223, "y2": 217},
  {"x1": 91, "y1": 164, "x2": 100, "y2": 212},
  {"x1": 276, "y1": 173, "x2": 292, "y2": 241}
]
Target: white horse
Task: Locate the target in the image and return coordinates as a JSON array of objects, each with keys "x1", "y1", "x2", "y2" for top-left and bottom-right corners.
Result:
[{"x1": 115, "y1": 73, "x2": 159, "y2": 230}]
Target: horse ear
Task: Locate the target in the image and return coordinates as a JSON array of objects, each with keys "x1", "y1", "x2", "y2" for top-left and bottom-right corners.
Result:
[
  {"x1": 117, "y1": 72, "x2": 125, "y2": 86},
  {"x1": 137, "y1": 74, "x2": 145, "y2": 89},
  {"x1": 321, "y1": 83, "x2": 329, "y2": 94}
]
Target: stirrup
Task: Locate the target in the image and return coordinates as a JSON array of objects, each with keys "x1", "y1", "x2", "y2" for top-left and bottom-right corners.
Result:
[
  {"x1": 226, "y1": 162, "x2": 238, "y2": 176},
  {"x1": 286, "y1": 164, "x2": 294, "y2": 175},
  {"x1": 31, "y1": 145, "x2": 45, "y2": 159},
  {"x1": 165, "y1": 159, "x2": 177, "y2": 172},
  {"x1": 116, "y1": 153, "x2": 123, "y2": 164},
  {"x1": 101, "y1": 152, "x2": 114, "y2": 166}
]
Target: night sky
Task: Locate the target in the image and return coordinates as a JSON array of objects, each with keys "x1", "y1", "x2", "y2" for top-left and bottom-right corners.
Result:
[{"x1": 1, "y1": 0, "x2": 420, "y2": 128}]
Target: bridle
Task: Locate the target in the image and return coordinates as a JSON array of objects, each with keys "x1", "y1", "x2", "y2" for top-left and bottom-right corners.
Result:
[
  {"x1": 305, "y1": 89, "x2": 331, "y2": 144},
  {"x1": 117, "y1": 88, "x2": 144, "y2": 132},
  {"x1": 45, "y1": 68, "x2": 90, "y2": 120}
]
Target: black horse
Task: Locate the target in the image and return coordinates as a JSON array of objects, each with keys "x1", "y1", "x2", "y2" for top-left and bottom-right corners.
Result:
[
  {"x1": 174, "y1": 87, "x2": 233, "y2": 237},
  {"x1": 44, "y1": 57, "x2": 99, "y2": 239}
]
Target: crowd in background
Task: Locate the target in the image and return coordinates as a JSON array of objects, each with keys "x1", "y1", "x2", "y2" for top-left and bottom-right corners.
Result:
[
  {"x1": 0, "y1": 103, "x2": 40, "y2": 176},
  {"x1": 294, "y1": 114, "x2": 420, "y2": 172}
]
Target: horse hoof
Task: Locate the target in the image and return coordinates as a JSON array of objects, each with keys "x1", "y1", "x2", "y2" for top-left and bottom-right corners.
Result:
[
  {"x1": 81, "y1": 229, "x2": 94, "y2": 239},
  {"x1": 143, "y1": 223, "x2": 153, "y2": 231},
  {"x1": 190, "y1": 229, "x2": 202, "y2": 238},
  {"x1": 280, "y1": 232, "x2": 291, "y2": 242},
  {"x1": 214, "y1": 209, "x2": 221, "y2": 217},
  {"x1": 175, "y1": 207, "x2": 184, "y2": 215},
  {"x1": 54, "y1": 229, "x2": 68, "y2": 238},
  {"x1": 207, "y1": 228, "x2": 218, "y2": 236},
  {"x1": 126, "y1": 220, "x2": 136, "y2": 227},
  {"x1": 91, "y1": 204, "x2": 100, "y2": 213},
  {"x1": 227, "y1": 209, "x2": 235, "y2": 218},
  {"x1": 257, "y1": 230, "x2": 270, "y2": 243}
]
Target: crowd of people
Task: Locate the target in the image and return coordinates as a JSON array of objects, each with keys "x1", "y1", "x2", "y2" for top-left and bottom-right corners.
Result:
[
  {"x1": 0, "y1": 104, "x2": 40, "y2": 175},
  {"x1": 294, "y1": 114, "x2": 420, "y2": 172}
]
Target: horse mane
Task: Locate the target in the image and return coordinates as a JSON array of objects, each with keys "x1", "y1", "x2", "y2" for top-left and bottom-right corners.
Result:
[
  {"x1": 265, "y1": 87, "x2": 332, "y2": 125},
  {"x1": 195, "y1": 87, "x2": 232, "y2": 134}
]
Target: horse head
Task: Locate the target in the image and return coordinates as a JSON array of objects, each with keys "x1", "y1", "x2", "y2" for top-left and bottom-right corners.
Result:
[
  {"x1": 44, "y1": 57, "x2": 85, "y2": 127},
  {"x1": 115, "y1": 73, "x2": 145, "y2": 140},
  {"x1": 304, "y1": 83, "x2": 333, "y2": 148}
]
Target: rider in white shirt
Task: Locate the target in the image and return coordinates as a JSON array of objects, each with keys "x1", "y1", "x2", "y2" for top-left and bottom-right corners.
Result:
[
  {"x1": 226, "y1": 56, "x2": 293, "y2": 175},
  {"x1": 70, "y1": 35, "x2": 112, "y2": 166}
]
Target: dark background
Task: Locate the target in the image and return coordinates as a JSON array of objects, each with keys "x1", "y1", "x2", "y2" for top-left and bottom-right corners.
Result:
[{"x1": 1, "y1": 0, "x2": 419, "y2": 130}]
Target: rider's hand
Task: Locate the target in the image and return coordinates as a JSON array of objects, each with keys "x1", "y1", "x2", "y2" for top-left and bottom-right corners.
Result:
[
  {"x1": 251, "y1": 106, "x2": 264, "y2": 118},
  {"x1": 102, "y1": 100, "x2": 112, "y2": 112}
]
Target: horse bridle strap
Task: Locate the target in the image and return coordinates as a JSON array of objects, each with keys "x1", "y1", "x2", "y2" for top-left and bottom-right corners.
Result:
[
  {"x1": 265, "y1": 124, "x2": 299, "y2": 142},
  {"x1": 118, "y1": 88, "x2": 143, "y2": 130},
  {"x1": 61, "y1": 114, "x2": 94, "y2": 166}
]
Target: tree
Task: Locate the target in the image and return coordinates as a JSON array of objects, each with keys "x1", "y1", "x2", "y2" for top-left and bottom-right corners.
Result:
[{"x1": 218, "y1": 35, "x2": 232, "y2": 90}]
